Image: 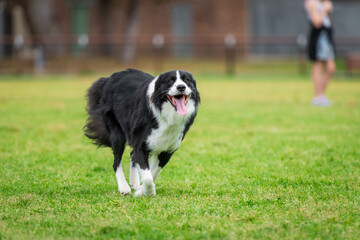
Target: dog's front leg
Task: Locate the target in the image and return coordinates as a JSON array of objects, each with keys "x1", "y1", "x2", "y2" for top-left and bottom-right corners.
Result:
[
  {"x1": 150, "y1": 152, "x2": 173, "y2": 181},
  {"x1": 150, "y1": 154, "x2": 161, "y2": 181},
  {"x1": 129, "y1": 151, "x2": 140, "y2": 190},
  {"x1": 133, "y1": 149, "x2": 156, "y2": 197}
]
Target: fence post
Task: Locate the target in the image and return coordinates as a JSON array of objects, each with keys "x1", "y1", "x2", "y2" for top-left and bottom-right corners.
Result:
[{"x1": 225, "y1": 34, "x2": 236, "y2": 75}]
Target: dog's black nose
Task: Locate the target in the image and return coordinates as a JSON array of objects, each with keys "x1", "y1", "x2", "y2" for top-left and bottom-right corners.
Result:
[{"x1": 177, "y1": 84, "x2": 186, "y2": 92}]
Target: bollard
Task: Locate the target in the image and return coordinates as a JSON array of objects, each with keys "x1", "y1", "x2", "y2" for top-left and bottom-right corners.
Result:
[
  {"x1": 34, "y1": 45, "x2": 45, "y2": 74},
  {"x1": 152, "y1": 34, "x2": 164, "y2": 72},
  {"x1": 13, "y1": 34, "x2": 24, "y2": 51},
  {"x1": 224, "y1": 34, "x2": 236, "y2": 75},
  {"x1": 13, "y1": 34, "x2": 24, "y2": 61},
  {"x1": 77, "y1": 34, "x2": 89, "y2": 57}
]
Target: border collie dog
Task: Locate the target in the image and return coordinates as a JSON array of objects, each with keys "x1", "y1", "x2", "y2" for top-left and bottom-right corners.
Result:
[{"x1": 84, "y1": 69, "x2": 200, "y2": 196}]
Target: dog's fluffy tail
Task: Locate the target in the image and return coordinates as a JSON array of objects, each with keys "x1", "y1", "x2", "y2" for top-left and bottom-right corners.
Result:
[{"x1": 84, "y1": 77, "x2": 111, "y2": 147}]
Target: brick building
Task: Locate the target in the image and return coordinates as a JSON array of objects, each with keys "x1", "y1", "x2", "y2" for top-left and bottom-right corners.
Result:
[
  {"x1": 0, "y1": 0, "x2": 249, "y2": 60},
  {"x1": 2, "y1": 0, "x2": 359, "y2": 60}
]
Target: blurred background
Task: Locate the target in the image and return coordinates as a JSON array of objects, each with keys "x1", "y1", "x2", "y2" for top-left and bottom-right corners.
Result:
[{"x1": 0, "y1": 0, "x2": 359, "y2": 75}]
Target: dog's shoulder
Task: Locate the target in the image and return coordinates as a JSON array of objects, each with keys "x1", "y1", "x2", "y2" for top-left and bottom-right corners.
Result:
[
  {"x1": 101, "y1": 69, "x2": 154, "y2": 100},
  {"x1": 109, "y1": 69, "x2": 154, "y2": 83}
]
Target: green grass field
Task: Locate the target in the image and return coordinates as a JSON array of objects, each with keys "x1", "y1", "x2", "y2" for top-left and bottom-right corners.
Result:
[{"x1": 0, "y1": 73, "x2": 359, "y2": 239}]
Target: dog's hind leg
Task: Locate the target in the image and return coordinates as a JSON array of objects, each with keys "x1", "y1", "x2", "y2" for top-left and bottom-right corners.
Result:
[
  {"x1": 112, "y1": 134, "x2": 131, "y2": 195},
  {"x1": 129, "y1": 151, "x2": 140, "y2": 190}
]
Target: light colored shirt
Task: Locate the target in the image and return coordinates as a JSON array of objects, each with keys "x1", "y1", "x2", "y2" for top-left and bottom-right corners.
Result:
[{"x1": 305, "y1": 0, "x2": 331, "y2": 27}]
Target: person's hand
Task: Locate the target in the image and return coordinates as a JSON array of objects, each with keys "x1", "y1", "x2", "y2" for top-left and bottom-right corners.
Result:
[{"x1": 323, "y1": 0, "x2": 333, "y2": 14}]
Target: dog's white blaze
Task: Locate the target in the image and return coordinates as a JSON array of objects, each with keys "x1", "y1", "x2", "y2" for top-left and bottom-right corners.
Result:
[
  {"x1": 147, "y1": 73, "x2": 196, "y2": 125},
  {"x1": 115, "y1": 162, "x2": 131, "y2": 195},
  {"x1": 129, "y1": 160, "x2": 140, "y2": 190},
  {"x1": 168, "y1": 70, "x2": 191, "y2": 96},
  {"x1": 135, "y1": 168, "x2": 155, "y2": 196}
]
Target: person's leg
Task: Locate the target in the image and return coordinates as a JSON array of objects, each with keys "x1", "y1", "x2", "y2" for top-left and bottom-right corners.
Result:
[
  {"x1": 322, "y1": 59, "x2": 336, "y2": 94},
  {"x1": 312, "y1": 61, "x2": 324, "y2": 97},
  {"x1": 311, "y1": 60, "x2": 332, "y2": 106}
]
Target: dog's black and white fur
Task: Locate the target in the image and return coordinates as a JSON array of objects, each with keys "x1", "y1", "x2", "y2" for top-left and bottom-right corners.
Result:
[{"x1": 84, "y1": 69, "x2": 200, "y2": 196}]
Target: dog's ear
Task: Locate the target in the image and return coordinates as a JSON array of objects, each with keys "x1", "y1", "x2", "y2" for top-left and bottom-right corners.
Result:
[
  {"x1": 187, "y1": 73, "x2": 200, "y2": 104},
  {"x1": 188, "y1": 73, "x2": 197, "y2": 88}
]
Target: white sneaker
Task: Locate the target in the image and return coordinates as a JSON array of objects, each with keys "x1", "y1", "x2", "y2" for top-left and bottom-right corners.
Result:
[{"x1": 312, "y1": 95, "x2": 331, "y2": 107}]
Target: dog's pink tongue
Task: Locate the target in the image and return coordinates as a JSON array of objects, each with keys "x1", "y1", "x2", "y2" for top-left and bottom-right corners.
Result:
[{"x1": 174, "y1": 97, "x2": 188, "y2": 115}]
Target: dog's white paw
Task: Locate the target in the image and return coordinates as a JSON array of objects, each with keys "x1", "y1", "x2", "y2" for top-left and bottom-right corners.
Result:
[
  {"x1": 130, "y1": 182, "x2": 140, "y2": 191},
  {"x1": 130, "y1": 165, "x2": 140, "y2": 190},
  {"x1": 119, "y1": 185, "x2": 132, "y2": 195},
  {"x1": 134, "y1": 182, "x2": 156, "y2": 197},
  {"x1": 130, "y1": 175, "x2": 140, "y2": 191}
]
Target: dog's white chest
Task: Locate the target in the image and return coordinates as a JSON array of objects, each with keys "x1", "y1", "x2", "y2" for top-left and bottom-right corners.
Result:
[{"x1": 146, "y1": 122, "x2": 184, "y2": 154}]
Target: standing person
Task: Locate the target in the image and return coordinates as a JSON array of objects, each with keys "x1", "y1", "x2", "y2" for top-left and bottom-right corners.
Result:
[{"x1": 305, "y1": 0, "x2": 336, "y2": 106}]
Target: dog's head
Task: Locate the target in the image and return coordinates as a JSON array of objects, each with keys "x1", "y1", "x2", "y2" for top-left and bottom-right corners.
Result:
[{"x1": 148, "y1": 70, "x2": 200, "y2": 116}]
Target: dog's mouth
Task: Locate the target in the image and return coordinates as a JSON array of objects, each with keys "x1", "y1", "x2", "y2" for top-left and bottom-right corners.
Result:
[{"x1": 167, "y1": 94, "x2": 189, "y2": 115}]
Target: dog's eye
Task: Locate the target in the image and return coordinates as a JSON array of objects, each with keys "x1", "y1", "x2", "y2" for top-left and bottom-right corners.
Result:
[{"x1": 170, "y1": 76, "x2": 176, "y2": 82}]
